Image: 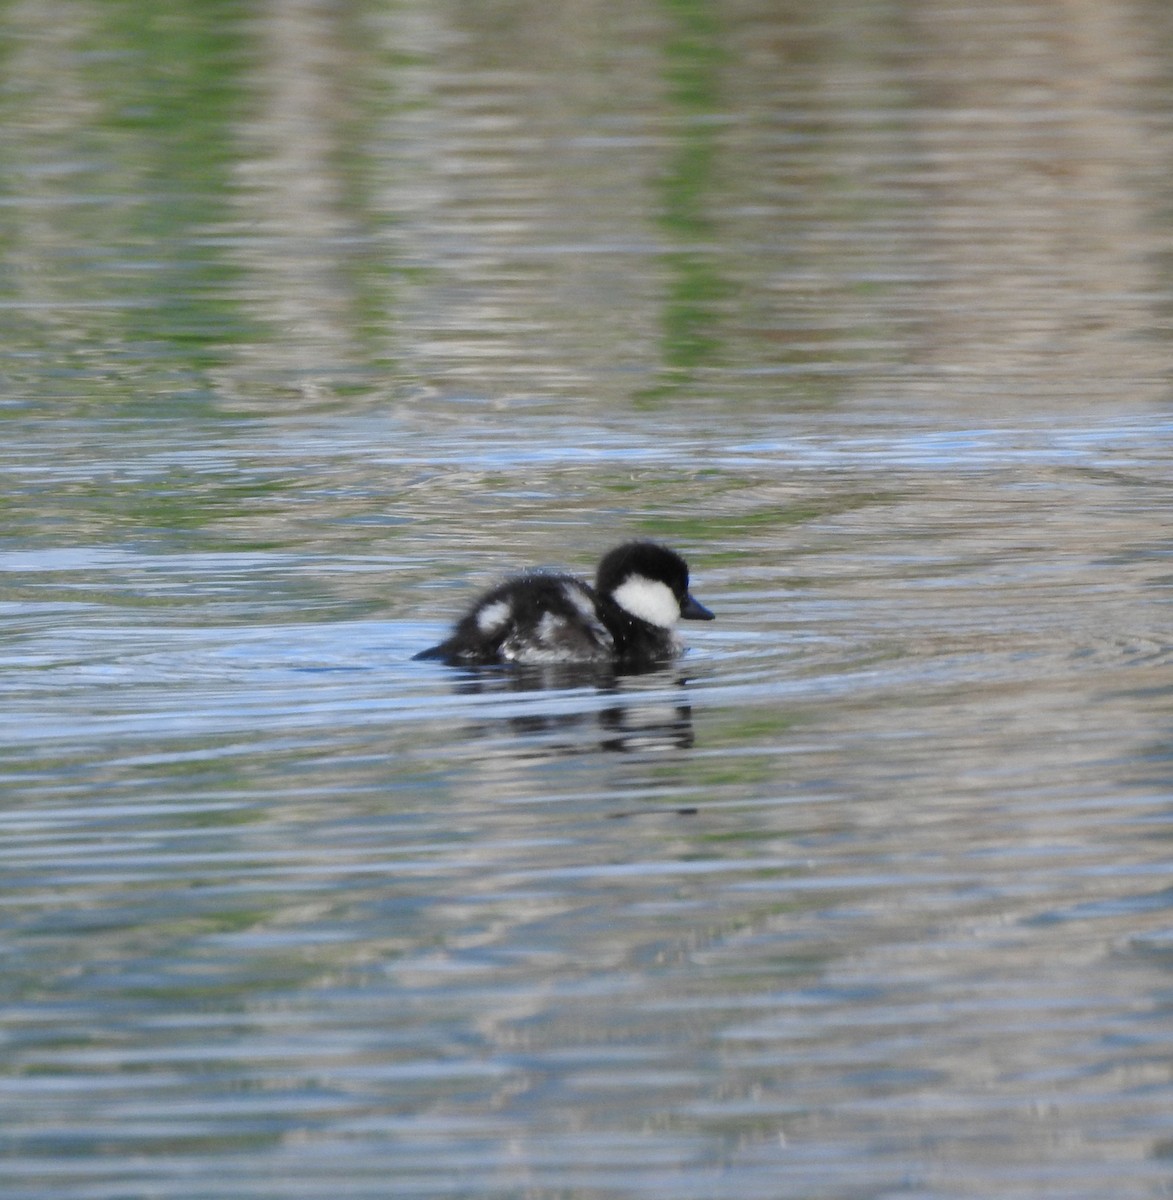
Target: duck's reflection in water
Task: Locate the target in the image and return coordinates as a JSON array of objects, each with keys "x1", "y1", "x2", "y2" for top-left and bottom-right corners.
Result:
[{"x1": 447, "y1": 662, "x2": 697, "y2": 755}]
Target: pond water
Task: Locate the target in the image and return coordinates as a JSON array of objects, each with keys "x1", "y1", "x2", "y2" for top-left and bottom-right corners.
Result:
[{"x1": 2, "y1": 0, "x2": 1173, "y2": 1197}]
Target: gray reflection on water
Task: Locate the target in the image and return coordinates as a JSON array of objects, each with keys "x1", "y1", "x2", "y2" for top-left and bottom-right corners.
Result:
[
  {"x1": 441, "y1": 664, "x2": 699, "y2": 756},
  {"x1": 3, "y1": 0, "x2": 1173, "y2": 1195}
]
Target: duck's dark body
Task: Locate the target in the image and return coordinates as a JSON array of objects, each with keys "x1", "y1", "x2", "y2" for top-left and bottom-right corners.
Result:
[{"x1": 414, "y1": 542, "x2": 713, "y2": 668}]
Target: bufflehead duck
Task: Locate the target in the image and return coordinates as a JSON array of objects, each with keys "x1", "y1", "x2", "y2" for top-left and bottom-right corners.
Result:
[{"x1": 414, "y1": 541, "x2": 714, "y2": 667}]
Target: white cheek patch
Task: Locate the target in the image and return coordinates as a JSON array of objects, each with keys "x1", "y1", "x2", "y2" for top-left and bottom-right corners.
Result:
[
  {"x1": 476, "y1": 599, "x2": 512, "y2": 634},
  {"x1": 612, "y1": 576, "x2": 680, "y2": 628}
]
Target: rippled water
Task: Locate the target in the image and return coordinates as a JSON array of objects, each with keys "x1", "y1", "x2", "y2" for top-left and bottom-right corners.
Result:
[{"x1": 3, "y1": 0, "x2": 1173, "y2": 1197}]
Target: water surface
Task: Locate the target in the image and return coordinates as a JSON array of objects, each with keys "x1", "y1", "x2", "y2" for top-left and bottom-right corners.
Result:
[{"x1": 2, "y1": 0, "x2": 1173, "y2": 1197}]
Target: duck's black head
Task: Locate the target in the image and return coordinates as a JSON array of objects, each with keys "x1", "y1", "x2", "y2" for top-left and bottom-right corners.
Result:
[{"x1": 595, "y1": 542, "x2": 714, "y2": 629}]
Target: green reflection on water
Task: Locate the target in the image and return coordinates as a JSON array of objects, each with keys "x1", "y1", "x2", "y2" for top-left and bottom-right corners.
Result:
[
  {"x1": 639, "y1": 0, "x2": 731, "y2": 398},
  {"x1": 0, "y1": 0, "x2": 259, "y2": 372},
  {"x1": 641, "y1": 490, "x2": 893, "y2": 543}
]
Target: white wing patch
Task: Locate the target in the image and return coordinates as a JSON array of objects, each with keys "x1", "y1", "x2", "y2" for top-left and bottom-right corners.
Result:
[
  {"x1": 563, "y1": 581, "x2": 613, "y2": 648},
  {"x1": 502, "y1": 612, "x2": 586, "y2": 664},
  {"x1": 562, "y1": 581, "x2": 598, "y2": 623},
  {"x1": 612, "y1": 576, "x2": 680, "y2": 628},
  {"x1": 536, "y1": 612, "x2": 565, "y2": 642},
  {"x1": 475, "y1": 599, "x2": 512, "y2": 634}
]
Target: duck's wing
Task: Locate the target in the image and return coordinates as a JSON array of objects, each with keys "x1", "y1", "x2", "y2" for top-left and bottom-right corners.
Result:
[{"x1": 498, "y1": 577, "x2": 613, "y2": 664}]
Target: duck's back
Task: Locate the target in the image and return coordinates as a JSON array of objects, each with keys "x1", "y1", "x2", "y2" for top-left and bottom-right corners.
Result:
[{"x1": 415, "y1": 573, "x2": 614, "y2": 665}]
